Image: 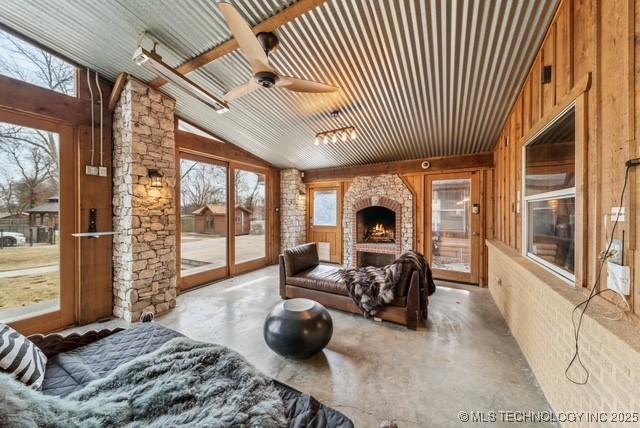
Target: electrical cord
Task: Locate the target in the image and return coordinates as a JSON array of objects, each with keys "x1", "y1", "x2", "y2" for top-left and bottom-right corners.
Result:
[{"x1": 565, "y1": 163, "x2": 632, "y2": 385}]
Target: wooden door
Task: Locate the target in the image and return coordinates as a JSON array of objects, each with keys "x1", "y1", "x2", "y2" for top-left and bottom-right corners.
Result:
[
  {"x1": 426, "y1": 171, "x2": 482, "y2": 284},
  {"x1": 308, "y1": 184, "x2": 342, "y2": 264}
]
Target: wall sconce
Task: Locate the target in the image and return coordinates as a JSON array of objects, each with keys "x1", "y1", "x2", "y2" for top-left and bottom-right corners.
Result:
[
  {"x1": 298, "y1": 189, "x2": 306, "y2": 197},
  {"x1": 314, "y1": 126, "x2": 357, "y2": 146},
  {"x1": 148, "y1": 169, "x2": 163, "y2": 187}
]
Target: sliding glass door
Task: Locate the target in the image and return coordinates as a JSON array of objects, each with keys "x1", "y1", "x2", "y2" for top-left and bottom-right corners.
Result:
[
  {"x1": 177, "y1": 144, "x2": 271, "y2": 289},
  {"x1": 178, "y1": 154, "x2": 229, "y2": 290},
  {"x1": 233, "y1": 169, "x2": 266, "y2": 266},
  {"x1": 0, "y1": 109, "x2": 74, "y2": 332}
]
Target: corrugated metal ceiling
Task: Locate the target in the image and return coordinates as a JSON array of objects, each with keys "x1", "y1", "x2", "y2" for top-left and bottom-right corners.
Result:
[{"x1": 0, "y1": 0, "x2": 559, "y2": 169}]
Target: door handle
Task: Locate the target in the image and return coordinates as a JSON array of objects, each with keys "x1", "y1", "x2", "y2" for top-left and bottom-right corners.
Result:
[{"x1": 472, "y1": 232, "x2": 480, "y2": 236}]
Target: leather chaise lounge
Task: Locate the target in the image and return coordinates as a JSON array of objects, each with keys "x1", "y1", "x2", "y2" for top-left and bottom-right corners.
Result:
[{"x1": 279, "y1": 243, "x2": 428, "y2": 329}]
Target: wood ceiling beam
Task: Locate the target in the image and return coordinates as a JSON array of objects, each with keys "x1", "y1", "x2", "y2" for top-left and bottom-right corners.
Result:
[
  {"x1": 150, "y1": 0, "x2": 328, "y2": 89},
  {"x1": 302, "y1": 153, "x2": 495, "y2": 182},
  {"x1": 107, "y1": 72, "x2": 128, "y2": 112}
]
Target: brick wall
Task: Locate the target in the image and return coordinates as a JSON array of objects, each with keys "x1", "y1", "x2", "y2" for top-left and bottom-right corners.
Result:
[
  {"x1": 280, "y1": 168, "x2": 306, "y2": 251},
  {"x1": 487, "y1": 240, "x2": 640, "y2": 426},
  {"x1": 112, "y1": 78, "x2": 177, "y2": 322}
]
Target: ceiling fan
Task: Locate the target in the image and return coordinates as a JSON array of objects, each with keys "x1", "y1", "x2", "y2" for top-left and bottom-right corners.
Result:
[{"x1": 218, "y1": 1, "x2": 339, "y2": 102}]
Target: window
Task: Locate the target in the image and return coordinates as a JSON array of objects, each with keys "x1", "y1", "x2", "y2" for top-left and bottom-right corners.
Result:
[
  {"x1": 180, "y1": 158, "x2": 228, "y2": 276},
  {"x1": 0, "y1": 29, "x2": 76, "y2": 96},
  {"x1": 0, "y1": 121, "x2": 61, "y2": 322},
  {"x1": 431, "y1": 178, "x2": 471, "y2": 273},
  {"x1": 235, "y1": 169, "x2": 266, "y2": 264},
  {"x1": 177, "y1": 119, "x2": 221, "y2": 141},
  {"x1": 313, "y1": 190, "x2": 338, "y2": 226},
  {"x1": 523, "y1": 106, "x2": 576, "y2": 283}
]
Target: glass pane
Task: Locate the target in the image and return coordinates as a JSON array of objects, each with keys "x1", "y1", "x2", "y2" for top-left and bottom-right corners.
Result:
[
  {"x1": 0, "y1": 29, "x2": 76, "y2": 96},
  {"x1": 313, "y1": 190, "x2": 338, "y2": 226},
  {"x1": 431, "y1": 179, "x2": 471, "y2": 273},
  {"x1": 525, "y1": 107, "x2": 575, "y2": 196},
  {"x1": 177, "y1": 119, "x2": 218, "y2": 140},
  {"x1": 235, "y1": 170, "x2": 266, "y2": 264},
  {"x1": 180, "y1": 159, "x2": 227, "y2": 276},
  {"x1": 527, "y1": 197, "x2": 575, "y2": 276},
  {"x1": 0, "y1": 122, "x2": 60, "y2": 322}
]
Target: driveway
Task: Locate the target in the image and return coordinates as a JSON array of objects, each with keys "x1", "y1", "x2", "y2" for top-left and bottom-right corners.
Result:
[{"x1": 181, "y1": 234, "x2": 266, "y2": 275}]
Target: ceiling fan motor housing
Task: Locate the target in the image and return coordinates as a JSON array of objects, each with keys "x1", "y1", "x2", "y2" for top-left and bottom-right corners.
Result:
[
  {"x1": 255, "y1": 71, "x2": 278, "y2": 88},
  {"x1": 256, "y1": 32, "x2": 279, "y2": 53}
]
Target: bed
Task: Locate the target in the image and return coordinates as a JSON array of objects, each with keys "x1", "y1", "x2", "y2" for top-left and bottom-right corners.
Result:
[{"x1": 29, "y1": 322, "x2": 353, "y2": 428}]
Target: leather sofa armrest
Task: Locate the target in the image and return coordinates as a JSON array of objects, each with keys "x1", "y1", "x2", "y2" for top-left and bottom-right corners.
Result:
[
  {"x1": 405, "y1": 270, "x2": 421, "y2": 330},
  {"x1": 279, "y1": 254, "x2": 287, "y2": 299}
]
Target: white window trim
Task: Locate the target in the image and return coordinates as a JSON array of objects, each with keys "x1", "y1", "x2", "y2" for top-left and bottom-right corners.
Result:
[{"x1": 521, "y1": 102, "x2": 577, "y2": 286}]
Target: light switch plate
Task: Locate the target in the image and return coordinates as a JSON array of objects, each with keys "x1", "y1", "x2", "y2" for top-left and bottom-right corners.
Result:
[
  {"x1": 98, "y1": 166, "x2": 108, "y2": 177},
  {"x1": 85, "y1": 165, "x2": 98, "y2": 176}
]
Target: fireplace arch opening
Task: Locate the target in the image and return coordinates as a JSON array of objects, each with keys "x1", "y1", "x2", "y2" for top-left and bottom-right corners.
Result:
[{"x1": 356, "y1": 206, "x2": 396, "y2": 243}]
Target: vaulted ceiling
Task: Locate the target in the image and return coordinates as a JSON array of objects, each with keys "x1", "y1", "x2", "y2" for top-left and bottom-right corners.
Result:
[{"x1": 0, "y1": 0, "x2": 559, "y2": 169}]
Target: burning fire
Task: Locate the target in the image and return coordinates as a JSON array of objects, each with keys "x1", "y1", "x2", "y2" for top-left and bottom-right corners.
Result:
[{"x1": 365, "y1": 223, "x2": 394, "y2": 243}]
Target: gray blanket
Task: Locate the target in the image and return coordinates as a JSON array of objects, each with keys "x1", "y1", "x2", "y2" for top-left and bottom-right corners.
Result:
[{"x1": 0, "y1": 337, "x2": 286, "y2": 428}]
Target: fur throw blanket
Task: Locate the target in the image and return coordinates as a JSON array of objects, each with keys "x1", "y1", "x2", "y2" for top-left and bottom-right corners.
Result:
[
  {"x1": 339, "y1": 251, "x2": 436, "y2": 318},
  {"x1": 0, "y1": 338, "x2": 286, "y2": 428}
]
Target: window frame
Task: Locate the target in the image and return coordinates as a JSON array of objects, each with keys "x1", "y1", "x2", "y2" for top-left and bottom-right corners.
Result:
[{"x1": 521, "y1": 102, "x2": 578, "y2": 285}]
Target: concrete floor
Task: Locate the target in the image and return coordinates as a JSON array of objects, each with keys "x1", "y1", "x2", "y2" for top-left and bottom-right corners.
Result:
[{"x1": 69, "y1": 265, "x2": 555, "y2": 427}]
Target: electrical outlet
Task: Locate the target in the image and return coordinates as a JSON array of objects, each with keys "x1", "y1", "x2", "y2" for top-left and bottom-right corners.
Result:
[
  {"x1": 607, "y1": 262, "x2": 630, "y2": 295},
  {"x1": 98, "y1": 166, "x2": 108, "y2": 177},
  {"x1": 85, "y1": 165, "x2": 99, "y2": 176}
]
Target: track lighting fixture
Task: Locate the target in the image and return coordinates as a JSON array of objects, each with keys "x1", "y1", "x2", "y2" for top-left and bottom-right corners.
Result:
[{"x1": 314, "y1": 126, "x2": 357, "y2": 146}]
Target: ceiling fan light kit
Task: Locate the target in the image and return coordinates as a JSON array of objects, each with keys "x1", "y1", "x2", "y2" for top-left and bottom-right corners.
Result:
[
  {"x1": 132, "y1": 46, "x2": 229, "y2": 114},
  {"x1": 314, "y1": 126, "x2": 357, "y2": 146}
]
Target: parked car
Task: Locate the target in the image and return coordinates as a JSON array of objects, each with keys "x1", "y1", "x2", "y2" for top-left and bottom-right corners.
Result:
[{"x1": 0, "y1": 231, "x2": 26, "y2": 247}]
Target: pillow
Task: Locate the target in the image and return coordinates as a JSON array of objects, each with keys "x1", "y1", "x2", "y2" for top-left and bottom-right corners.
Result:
[{"x1": 0, "y1": 324, "x2": 47, "y2": 389}]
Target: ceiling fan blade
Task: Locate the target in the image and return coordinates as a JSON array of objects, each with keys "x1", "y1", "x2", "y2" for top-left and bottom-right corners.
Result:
[
  {"x1": 218, "y1": 2, "x2": 272, "y2": 73},
  {"x1": 276, "y1": 75, "x2": 338, "y2": 93},
  {"x1": 223, "y1": 79, "x2": 259, "y2": 101}
]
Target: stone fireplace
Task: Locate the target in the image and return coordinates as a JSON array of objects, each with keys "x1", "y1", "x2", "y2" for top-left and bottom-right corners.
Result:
[{"x1": 343, "y1": 175, "x2": 413, "y2": 267}]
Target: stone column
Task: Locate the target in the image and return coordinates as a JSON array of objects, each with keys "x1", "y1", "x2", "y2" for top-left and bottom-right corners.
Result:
[
  {"x1": 280, "y1": 169, "x2": 306, "y2": 250},
  {"x1": 112, "y1": 78, "x2": 177, "y2": 322}
]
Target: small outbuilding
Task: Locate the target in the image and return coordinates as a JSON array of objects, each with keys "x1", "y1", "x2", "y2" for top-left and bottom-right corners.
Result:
[{"x1": 191, "y1": 204, "x2": 251, "y2": 236}]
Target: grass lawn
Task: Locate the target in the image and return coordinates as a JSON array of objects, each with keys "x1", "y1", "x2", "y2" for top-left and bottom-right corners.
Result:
[
  {"x1": 0, "y1": 272, "x2": 59, "y2": 310},
  {"x1": 0, "y1": 244, "x2": 59, "y2": 272},
  {"x1": 0, "y1": 244, "x2": 60, "y2": 312}
]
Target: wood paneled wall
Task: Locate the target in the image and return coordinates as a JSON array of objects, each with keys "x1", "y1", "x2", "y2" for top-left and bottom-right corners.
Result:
[{"x1": 492, "y1": 0, "x2": 640, "y2": 314}]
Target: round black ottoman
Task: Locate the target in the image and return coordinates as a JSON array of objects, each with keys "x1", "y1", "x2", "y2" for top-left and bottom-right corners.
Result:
[{"x1": 264, "y1": 298, "x2": 333, "y2": 359}]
